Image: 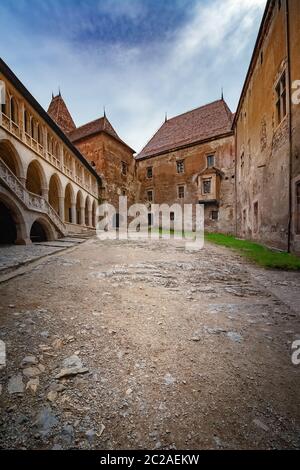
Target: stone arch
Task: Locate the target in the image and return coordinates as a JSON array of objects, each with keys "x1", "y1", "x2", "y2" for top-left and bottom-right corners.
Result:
[
  {"x1": 30, "y1": 217, "x2": 55, "y2": 243},
  {"x1": 64, "y1": 183, "x2": 75, "y2": 223},
  {"x1": 0, "y1": 192, "x2": 28, "y2": 244},
  {"x1": 0, "y1": 139, "x2": 24, "y2": 179},
  {"x1": 49, "y1": 173, "x2": 63, "y2": 216},
  {"x1": 26, "y1": 159, "x2": 47, "y2": 196},
  {"x1": 76, "y1": 190, "x2": 84, "y2": 225}
]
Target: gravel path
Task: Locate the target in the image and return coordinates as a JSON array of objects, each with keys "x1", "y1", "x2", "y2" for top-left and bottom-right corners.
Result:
[{"x1": 0, "y1": 237, "x2": 300, "y2": 450}]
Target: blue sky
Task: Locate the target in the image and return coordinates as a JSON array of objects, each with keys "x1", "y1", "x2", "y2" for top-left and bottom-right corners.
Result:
[{"x1": 0, "y1": 0, "x2": 266, "y2": 151}]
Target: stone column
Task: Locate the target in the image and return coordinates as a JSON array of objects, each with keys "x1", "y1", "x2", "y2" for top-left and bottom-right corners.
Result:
[
  {"x1": 80, "y1": 206, "x2": 85, "y2": 225},
  {"x1": 71, "y1": 203, "x2": 76, "y2": 224},
  {"x1": 59, "y1": 197, "x2": 65, "y2": 221},
  {"x1": 88, "y1": 209, "x2": 93, "y2": 227}
]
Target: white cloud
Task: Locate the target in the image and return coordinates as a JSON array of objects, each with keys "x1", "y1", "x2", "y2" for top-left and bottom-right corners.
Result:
[{"x1": 0, "y1": 0, "x2": 266, "y2": 152}]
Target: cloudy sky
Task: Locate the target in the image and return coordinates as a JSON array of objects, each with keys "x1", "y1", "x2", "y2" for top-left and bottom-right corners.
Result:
[{"x1": 0, "y1": 0, "x2": 266, "y2": 152}]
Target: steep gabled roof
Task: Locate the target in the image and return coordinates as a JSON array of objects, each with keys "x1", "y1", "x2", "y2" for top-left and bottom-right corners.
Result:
[
  {"x1": 136, "y1": 99, "x2": 234, "y2": 160},
  {"x1": 47, "y1": 93, "x2": 76, "y2": 134},
  {"x1": 68, "y1": 115, "x2": 135, "y2": 153}
]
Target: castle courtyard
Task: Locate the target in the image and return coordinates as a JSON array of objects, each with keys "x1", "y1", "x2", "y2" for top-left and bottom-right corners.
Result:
[{"x1": 0, "y1": 237, "x2": 299, "y2": 450}]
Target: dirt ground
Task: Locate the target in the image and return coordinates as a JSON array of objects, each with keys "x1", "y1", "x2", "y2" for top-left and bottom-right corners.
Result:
[{"x1": 0, "y1": 237, "x2": 300, "y2": 450}]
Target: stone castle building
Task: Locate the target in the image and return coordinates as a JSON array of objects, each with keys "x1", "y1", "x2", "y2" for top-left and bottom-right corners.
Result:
[
  {"x1": 234, "y1": 0, "x2": 300, "y2": 254},
  {"x1": 136, "y1": 99, "x2": 235, "y2": 233},
  {"x1": 0, "y1": 0, "x2": 299, "y2": 253},
  {"x1": 0, "y1": 59, "x2": 101, "y2": 245}
]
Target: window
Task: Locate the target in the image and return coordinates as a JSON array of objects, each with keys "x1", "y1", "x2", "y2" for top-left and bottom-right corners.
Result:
[
  {"x1": 275, "y1": 72, "x2": 287, "y2": 125},
  {"x1": 122, "y1": 189, "x2": 126, "y2": 196},
  {"x1": 178, "y1": 186, "x2": 185, "y2": 199},
  {"x1": 202, "y1": 179, "x2": 211, "y2": 194},
  {"x1": 10, "y1": 97, "x2": 18, "y2": 125},
  {"x1": 147, "y1": 167, "x2": 153, "y2": 179},
  {"x1": 170, "y1": 212, "x2": 175, "y2": 222},
  {"x1": 253, "y1": 202, "x2": 259, "y2": 233},
  {"x1": 147, "y1": 190, "x2": 153, "y2": 203},
  {"x1": 24, "y1": 110, "x2": 30, "y2": 134},
  {"x1": 177, "y1": 160, "x2": 185, "y2": 174},
  {"x1": 211, "y1": 210, "x2": 219, "y2": 221},
  {"x1": 207, "y1": 155, "x2": 215, "y2": 168},
  {"x1": 121, "y1": 161, "x2": 128, "y2": 176},
  {"x1": 296, "y1": 182, "x2": 300, "y2": 234}
]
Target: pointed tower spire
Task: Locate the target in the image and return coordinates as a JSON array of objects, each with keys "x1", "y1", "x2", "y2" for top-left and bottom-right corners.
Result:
[
  {"x1": 221, "y1": 87, "x2": 224, "y2": 101},
  {"x1": 165, "y1": 112, "x2": 168, "y2": 123},
  {"x1": 47, "y1": 93, "x2": 76, "y2": 134}
]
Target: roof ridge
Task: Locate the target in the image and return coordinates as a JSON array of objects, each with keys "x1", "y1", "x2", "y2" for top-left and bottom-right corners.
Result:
[
  {"x1": 167, "y1": 99, "x2": 226, "y2": 122},
  {"x1": 74, "y1": 116, "x2": 104, "y2": 131}
]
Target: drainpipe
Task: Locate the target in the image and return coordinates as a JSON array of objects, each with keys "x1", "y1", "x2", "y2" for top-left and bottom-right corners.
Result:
[{"x1": 285, "y1": 0, "x2": 293, "y2": 252}]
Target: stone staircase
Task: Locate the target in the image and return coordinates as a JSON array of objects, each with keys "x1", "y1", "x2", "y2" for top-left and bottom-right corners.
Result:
[{"x1": 0, "y1": 157, "x2": 67, "y2": 236}]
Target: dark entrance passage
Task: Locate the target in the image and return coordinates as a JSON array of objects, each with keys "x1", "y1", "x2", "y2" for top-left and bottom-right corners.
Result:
[
  {"x1": 30, "y1": 221, "x2": 47, "y2": 243},
  {"x1": 0, "y1": 202, "x2": 17, "y2": 244}
]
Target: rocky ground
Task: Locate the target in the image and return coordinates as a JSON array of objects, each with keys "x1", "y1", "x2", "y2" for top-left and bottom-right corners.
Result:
[{"x1": 0, "y1": 237, "x2": 300, "y2": 450}]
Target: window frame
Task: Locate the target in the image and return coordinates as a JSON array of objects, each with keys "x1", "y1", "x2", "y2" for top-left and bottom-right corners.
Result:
[
  {"x1": 207, "y1": 154, "x2": 215, "y2": 168},
  {"x1": 202, "y1": 178, "x2": 212, "y2": 195},
  {"x1": 275, "y1": 71, "x2": 287, "y2": 126},
  {"x1": 178, "y1": 185, "x2": 185, "y2": 199},
  {"x1": 176, "y1": 160, "x2": 185, "y2": 174},
  {"x1": 147, "y1": 166, "x2": 153, "y2": 179}
]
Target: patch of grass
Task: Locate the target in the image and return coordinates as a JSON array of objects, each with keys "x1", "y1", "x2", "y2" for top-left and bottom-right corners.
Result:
[{"x1": 205, "y1": 232, "x2": 300, "y2": 271}]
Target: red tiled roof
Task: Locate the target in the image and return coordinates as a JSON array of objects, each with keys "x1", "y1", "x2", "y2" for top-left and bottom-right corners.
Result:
[
  {"x1": 47, "y1": 94, "x2": 76, "y2": 134},
  {"x1": 136, "y1": 100, "x2": 234, "y2": 160},
  {"x1": 68, "y1": 116, "x2": 135, "y2": 153}
]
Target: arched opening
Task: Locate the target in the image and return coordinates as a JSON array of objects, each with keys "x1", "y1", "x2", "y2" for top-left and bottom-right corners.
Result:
[
  {"x1": 49, "y1": 174, "x2": 62, "y2": 215},
  {"x1": 10, "y1": 97, "x2": 19, "y2": 125},
  {"x1": 0, "y1": 140, "x2": 22, "y2": 178},
  {"x1": 76, "y1": 191, "x2": 84, "y2": 225},
  {"x1": 26, "y1": 160, "x2": 46, "y2": 196},
  {"x1": 64, "y1": 184, "x2": 74, "y2": 223},
  {"x1": 0, "y1": 201, "x2": 17, "y2": 244},
  {"x1": 30, "y1": 221, "x2": 48, "y2": 243}
]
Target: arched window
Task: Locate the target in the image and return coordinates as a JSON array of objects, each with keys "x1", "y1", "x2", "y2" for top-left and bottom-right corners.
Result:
[
  {"x1": 30, "y1": 118, "x2": 35, "y2": 139},
  {"x1": 10, "y1": 97, "x2": 19, "y2": 125},
  {"x1": 37, "y1": 124, "x2": 43, "y2": 146},
  {"x1": 24, "y1": 110, "x2": 30, "y2": 134}
]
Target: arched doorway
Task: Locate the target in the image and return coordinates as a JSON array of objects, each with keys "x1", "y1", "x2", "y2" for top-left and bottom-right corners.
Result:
[
  {"x1": 0, "y1": 201, "x2": 17, "y2": 244},
  {"x1": 49, "y1": 174, "x2": 62, "y2": 216},
  {"x1": 26, "y1": 160, "x2": 46, "y2": 196},
  {"x1": 30, "y1": 221, "x2": 48, "y2": 243},
  {"x1": 0, "y1": 140, "x2": 23, "y2": 178},
  {"x1": 76, "y1": 191, "x2": 84, "y2": 225},
  {"x1": 64, "y1": 184, "x2": 74, "y2": 223}
]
